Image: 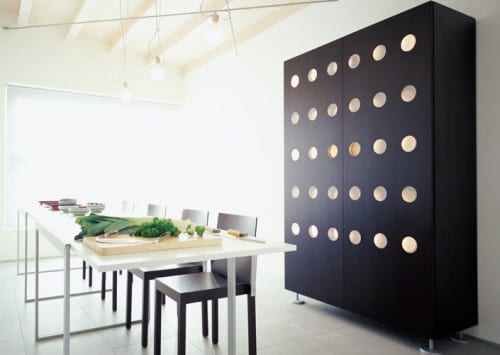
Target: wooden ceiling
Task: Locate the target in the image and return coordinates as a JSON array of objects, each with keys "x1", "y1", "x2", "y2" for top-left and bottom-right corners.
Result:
[{"x1": 0, "y1": 0, "x2": 336, "y2": 72}]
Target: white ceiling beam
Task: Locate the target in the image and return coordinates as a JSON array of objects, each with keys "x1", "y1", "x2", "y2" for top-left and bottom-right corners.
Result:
[
  {"x1": 146, "y1": 0, "x2": 225, "y2": 64},
  {"x1": 17, "y1": 0, "x2": 33, "y2": 26},
  {"x1": 183, "y1": 4, "x2": 307, "y2": 73},
  {"x1": 66, "y1": 0, "x2": 97, "y2": 41},
  {"x1": 108, "y1": 0, "x2": 156, "y2": 53}
]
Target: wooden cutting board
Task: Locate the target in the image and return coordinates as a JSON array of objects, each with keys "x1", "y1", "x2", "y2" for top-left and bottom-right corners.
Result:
[{"x1": 83, "y1": 234, "x2": 221, "y2": 255}]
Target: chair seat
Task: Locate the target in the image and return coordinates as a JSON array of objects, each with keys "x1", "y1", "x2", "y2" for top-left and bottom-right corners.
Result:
[
  {"x1": 130, "y1": 262, "x2": 203, "y2": 280},
  {"x1": 156, "y1": 272, "x2": 250, "y2": 304}
]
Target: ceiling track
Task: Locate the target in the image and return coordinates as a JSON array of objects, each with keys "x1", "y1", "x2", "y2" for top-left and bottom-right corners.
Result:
[{"x1": 2, "y1": 0, "x2": 338, "y2": 30}]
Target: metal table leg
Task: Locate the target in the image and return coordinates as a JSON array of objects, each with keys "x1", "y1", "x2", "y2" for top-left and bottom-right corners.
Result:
[
  {"x1": 63, "y1": 244, "x2": 71, "y2": 355},
  {"x1": 227, "y1": 257, "x2": 236, "y2": 355}
]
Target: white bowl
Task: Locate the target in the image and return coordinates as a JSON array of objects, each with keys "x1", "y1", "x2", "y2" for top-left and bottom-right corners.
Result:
[
  {"x1": 69, "y1": 206, "x2": 89, "y2": 216},
  {"x1": 59, "y1": 198, "x2": 77, "y2": 206},
  {"x1": 87, "y1": 202, "x2": 105, "y2": 213},
  {"x1": 59, "y1": 205, "x2": 77, "y2": 213}
]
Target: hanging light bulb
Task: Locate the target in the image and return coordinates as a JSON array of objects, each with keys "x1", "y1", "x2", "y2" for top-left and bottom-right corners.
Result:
[
  {"x1": 206, "y1": 13, "x2": 223, "y2": 46},
  {"x1": 150, "y1": 56, "x2": 165, "y2": 81},
  {"x1": 120, "y1": 81, "x2": 132, "y2": 102}
]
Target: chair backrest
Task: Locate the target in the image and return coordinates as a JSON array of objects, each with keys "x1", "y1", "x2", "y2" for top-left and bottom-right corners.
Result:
[
  {"x1": 147, "y1": 204, "x2": 167, "y2": 217},
  {"x1": 122, "y1": 201, "x2": 135, "y2": 214},
  {"x1": 211, "y1": 213, "x2": 258, "y2": 283},
  {"x1": 181, "y1": 209, "x2": 209, "y2": 226}
]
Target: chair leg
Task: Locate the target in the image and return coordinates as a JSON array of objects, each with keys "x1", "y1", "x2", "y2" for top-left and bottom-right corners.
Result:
[
  {"x1": 212, "y1": 299, "x2": 218, "y2": 345},
  {"x1": 126, "y1": 272, "x2": 132, "y2": 329},
  {"x1": 154, "y1": 290, "x2": 162, "y2": 355},
  {"x1": 101, "y1": 272, "x2": 106, "y2": 300},
  {"x1": 112, "y1": 271, "x2": 118, "y2": 312},
  {"x1": 178, "y1": 301, "x2": 186, "y2": 355},
  {"x1": 141, "y1": 279, "x2": 150, "y2": 348},
  {"x1": 82, "y1": 260, "x2": 86, "y2": 279},
  {"x1": 201, "y1": 300, "x2": 208, "y2": 337},
  {"x1": 88, "y1": 266, "x2": 93, "y2": 287},
  {"x1": 247, "y1": 295, "x2": 257, "y2": 355}
]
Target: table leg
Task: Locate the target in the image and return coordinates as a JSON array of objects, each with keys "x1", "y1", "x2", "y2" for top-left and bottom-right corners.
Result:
[
  {"x1": 35, "y1": 230, "x2": 39, "y2": 340},
  {"x1": 227, "y1": 258, "x2": 236, "y2": 355},
  {"x1": 17, "y1": 210, "x2": 20, "y2": 274},
  {"x1": 63, "y1": 244, "x2": 71, "y2": 355},
  {"x1": 24, "y1": 212, "x2": 28, "y2": 303}
]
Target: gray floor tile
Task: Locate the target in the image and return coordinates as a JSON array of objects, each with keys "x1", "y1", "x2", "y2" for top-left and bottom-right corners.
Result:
[{"x1": 0, "y1": 258, "x2": 499, "y2": 355}]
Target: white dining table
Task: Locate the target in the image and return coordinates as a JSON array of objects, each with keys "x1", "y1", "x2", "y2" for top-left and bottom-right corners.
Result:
[{"x1": 27, "y1": 205, "x2": 296, "y2": 355}]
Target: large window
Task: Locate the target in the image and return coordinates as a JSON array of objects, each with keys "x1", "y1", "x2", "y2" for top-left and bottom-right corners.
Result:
[{"x1": 5, "y1": 85, "x2": 180, "y2": 227}]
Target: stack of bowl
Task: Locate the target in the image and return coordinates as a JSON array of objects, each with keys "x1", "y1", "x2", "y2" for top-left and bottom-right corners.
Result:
[{"x1": 87, "y1": 202, "x2": 105, "y2": 213}]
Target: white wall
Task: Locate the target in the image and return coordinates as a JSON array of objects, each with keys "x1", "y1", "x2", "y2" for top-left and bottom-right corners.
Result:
[
  {"x1": 0, "y1": 10, "x2": 184, "y2": 259},
  {"x1": 181, "y1": 0, "x2": 500, "y2": 345}
]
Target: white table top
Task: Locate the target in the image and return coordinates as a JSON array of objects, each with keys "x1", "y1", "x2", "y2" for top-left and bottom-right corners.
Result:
[{"x1": 25, "y1": 206, "x2": 296, "y2": 272}]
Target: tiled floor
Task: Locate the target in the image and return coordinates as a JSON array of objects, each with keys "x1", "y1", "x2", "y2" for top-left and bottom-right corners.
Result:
[{"x1": 0, "y1": 257, "x2": 498, "y2": 355}]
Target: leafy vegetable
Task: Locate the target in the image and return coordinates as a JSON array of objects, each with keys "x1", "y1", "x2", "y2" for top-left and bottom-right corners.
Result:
[
  {"x1": 132, "y1": 217, "x2": 181, "y2": 238},
  {"x1": 195, "y1": 225, "x2": 205, "y2": 237},
  {"x1": 74, "y1": 214, "x2": 183, "y2": 239},
  {"x1": 185, "y1": 224, "x2": 194, "y2": 236}
]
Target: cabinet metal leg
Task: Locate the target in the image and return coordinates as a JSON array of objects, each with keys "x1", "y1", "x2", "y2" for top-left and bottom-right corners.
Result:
[
  {"x1": 420, "y1": 339, "x2": 442, "y2": 354},
  {"x1": 292, "y1": 293, "x2": 305, "y2": 305},
  {"x1": 451, "y1": 332, "x2": 469, "y2": 344}
]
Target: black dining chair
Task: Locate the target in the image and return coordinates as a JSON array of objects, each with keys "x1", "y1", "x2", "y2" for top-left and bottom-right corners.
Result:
[
  {"x1": 125, "y1": 208, "x2": 209, "y2": 348},
  {"x1": 153, "y1": 212, "x2": 258, "y2": 355}
]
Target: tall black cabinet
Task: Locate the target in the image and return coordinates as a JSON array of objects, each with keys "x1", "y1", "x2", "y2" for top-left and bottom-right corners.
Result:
[{"x1": 284, "y1": 1, "x2": 476, "y2": 339}]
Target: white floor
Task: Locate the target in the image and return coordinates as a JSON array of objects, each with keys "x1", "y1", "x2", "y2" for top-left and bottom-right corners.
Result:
[{"x1": 0, "y1": 257, "x2": 498, "y2": 355}]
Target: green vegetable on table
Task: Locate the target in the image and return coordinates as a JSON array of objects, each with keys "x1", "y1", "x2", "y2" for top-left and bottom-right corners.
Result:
[
  {"x1": 195, "y1": 225, "x2": 205, "y2": 237},
  {"x1": 74, "y1": 214, "x2": 182, "y2": 240}
]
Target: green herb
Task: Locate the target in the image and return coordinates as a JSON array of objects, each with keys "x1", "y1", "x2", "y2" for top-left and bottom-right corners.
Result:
[
  {"x1": 195, "y1": 225, "x2": 205, "y2": 237},
  {"x1": 132, "y1": 217, "x2": 181, "y2": 238},
  {"x1": 186, "y1": 224, "x2": 194, "y2": 236}
]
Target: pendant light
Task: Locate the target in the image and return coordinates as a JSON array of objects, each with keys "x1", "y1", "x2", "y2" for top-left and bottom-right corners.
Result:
[
  {"x1": 206, "y1": 13, "x2": 223, "y2": 46},
  {"x1": 149, "y1": 0, "x2": 165, "y2": 81},
  {"x1": 119, "y1": 0, "x2": 132, "y2": 102}
]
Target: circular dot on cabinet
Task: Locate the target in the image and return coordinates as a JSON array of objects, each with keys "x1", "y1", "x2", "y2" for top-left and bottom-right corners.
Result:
[
  {"x1": 373, "y1": 186, "x2": 387, "y2": 202},
  {"x1": 290, "y1": 112, "x2": 300, "y2": 125},
  {"x1": 308, "y1": 107, "x2": 318, "y2": 121},
  {"x1": 349, "y1": 186, "x2": 361, "y2": 201},
  {"x1": 327, "y1": 61, "x2": 338, "y2": 76},
  {"x1": 401, "y1": 186, "x2": 417, "y2": 203},
  {"x1": 349, "y1": 98, "x2": 361, "y2": 113},
  {"x1": 291, "y1": 223, "x2": 300, "y2": 236},
  {"x1": 308, "y1": 68, "x2": 318, "y2": 82},
  {"x1": 327, "y1": 144, "x2": 339, "y2": 158},
  {"x1": 372, "y1": 44, "x2": 387, "y2": 61},
  {"x1": 291, "y1": 186, "x2": 300, "y2": 199},
  {"x1": 373, "y1": 233, "x2": 388, "y2": 249},
  {"x1": 349, "y1": 142, "x2": 361, "y2": 157},
  {"x1": 401, "y1": 135, "x2": 417, "y2": 152},
  {"x1": 290, "y1": 74, "x2": 300, "y2": 88},
  {"x1": 348, "y1": 54, "x2": 361, "y2": 69},
  {"x1": 308, "y1": 146, "x2": 318, "y2": 160},
  {"x1": 327, "y1": 103, "x2": 338, "y2": 117},
  {"x1": 373, "y1": 92, "x2": 387, "y2": 108},
  {"x1": 401, "y1": 34, "x2": 417, "y2": 52},
  {"x1": 308, "y1": 186, "x2": 318, "y2": 199},
  {"x1": 328, "y1": 228, "x2": 339, "y2": 241},
  {"x1": 308, "y1": 225, "x2": 319, "y2": 239},
  {"x1": 401, "y1": 85, "x2": 417, "y2": 102},
  {"x1": 328, "y1": 186, "x2": 339, "y2": 200},
  {"x1": 402, "y1": 236, "x2": 418, "y2": 254},
  {"x1": 373, "y1": 139, "x2": 387, "y2": 155},
  {"x1": 291, "y1": 149, "x2": 300, "y2": 162},
  {"x1": 349, "y1": 230, "x2": 361, "y2": 245}
]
